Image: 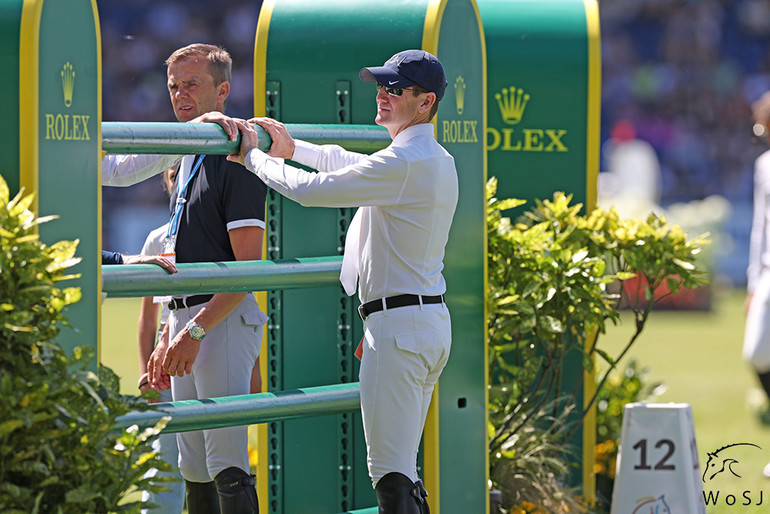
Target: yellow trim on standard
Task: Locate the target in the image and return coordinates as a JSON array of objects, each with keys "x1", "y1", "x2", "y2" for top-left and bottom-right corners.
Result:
[
  {"x1": 253, "y1": 0, "x2": 275, "y2": 118},
  {"x1": 91, "y1": 0, "x2": 104, "y2": 366},
  {"x1": 583, "y1": 328, "x2": 599, "y2": 503},
  {"x1": 253, "y1": 2, "x2": 275, "y2": 511},
  {"x1": 19, "y1": 0, "x2": 44, "y2": 214},
  {"x1": 421, "y1": 0, "x2": 447, "y2": 55},
  {"x1": 421, "y1": 3, "x2": 448, "y2": 510},
  {"x1": 473, "y1": 1, "x2": 490, "y2": 513},
  {"x1": 583, "y1": 0, "x2": 602, "y2": 504},
  {"x1": 584, "y1": 0, "x2": 601, "y2": 213}
]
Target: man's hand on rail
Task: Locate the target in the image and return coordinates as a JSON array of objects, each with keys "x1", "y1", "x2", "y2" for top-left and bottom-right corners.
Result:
[
  {"x1": 249, "y1": 117, "x2": 296, "y2": 159},
  {"x1": 191, "y1": 111, "x2": 243, "y2": 142},
  {"x1": 227, "y1": 118, "x2": 296, "y2": 165}
]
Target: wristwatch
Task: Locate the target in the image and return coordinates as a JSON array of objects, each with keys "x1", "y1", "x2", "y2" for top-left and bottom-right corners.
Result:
[{"x1": 185, "y1": 320, "x2": 206, "y2": 341}]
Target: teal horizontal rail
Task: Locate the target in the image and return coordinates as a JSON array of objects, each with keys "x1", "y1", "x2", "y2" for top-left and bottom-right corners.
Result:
[
  {"x1": 115, "y1": 382, "x2": 360, "y2": 433},
  {"x1": 101, "y1": 121, "x2": 391, "y2": 155},
  {"x1": 340, "y1": 508, "x2": 378, "y2": 514},
  {"x1": 102, "y1": 256, "x2": 342, "y2": 298}
]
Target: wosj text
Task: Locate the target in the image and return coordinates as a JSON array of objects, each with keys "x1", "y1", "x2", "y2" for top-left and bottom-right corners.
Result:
[{"x1": 703, "y1": 490, "x2": 764, "y2": 506}]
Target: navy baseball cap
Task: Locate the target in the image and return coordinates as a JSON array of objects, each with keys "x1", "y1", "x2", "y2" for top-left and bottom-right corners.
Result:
[{"x1": 359, "y1": 49, "x2": 447, "y2": 100}]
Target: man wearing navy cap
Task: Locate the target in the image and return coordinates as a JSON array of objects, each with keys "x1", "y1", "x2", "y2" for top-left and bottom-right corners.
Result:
[{"x1": 229, "y1": 49, "x2": 457, "y2": 513}]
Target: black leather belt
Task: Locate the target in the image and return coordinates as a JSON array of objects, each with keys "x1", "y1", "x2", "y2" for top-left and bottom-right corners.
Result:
[
  {"x1": 357, "y1": 294, "x2": 444, "y2": 321},
  {"x1": 169, "y1": 294, "x2": 213, "y2": 310}
]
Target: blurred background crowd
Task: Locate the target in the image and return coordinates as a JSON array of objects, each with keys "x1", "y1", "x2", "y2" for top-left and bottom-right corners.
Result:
[{"x1": 98, "y1": 0, "x2": 770, "y2": 288}]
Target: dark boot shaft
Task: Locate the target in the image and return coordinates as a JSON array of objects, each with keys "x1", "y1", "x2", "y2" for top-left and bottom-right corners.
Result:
[
  {"x1": 215, "y1": 466, "x2": 259, "y2": 514},
  {"x1": 185, "y1": 480, "x2": 221, "y2": 514},
  {"x1": 376, "y1": 472, "x2": 429, "y2": 514}
]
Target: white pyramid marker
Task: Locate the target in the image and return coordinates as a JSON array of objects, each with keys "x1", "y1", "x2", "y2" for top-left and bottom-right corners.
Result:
[{"x1": 610, "y1": 403, "x2": 705, "y2": 513}]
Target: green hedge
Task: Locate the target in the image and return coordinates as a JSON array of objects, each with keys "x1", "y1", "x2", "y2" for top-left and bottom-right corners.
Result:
[{"x1": 0, "y1": 175, "x2": 172, "y2": 513}]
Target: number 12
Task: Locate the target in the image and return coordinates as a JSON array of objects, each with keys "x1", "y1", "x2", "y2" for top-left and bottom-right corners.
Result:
[{"x1": 632, "y1": 438, "x2": 676, "y2": 470}]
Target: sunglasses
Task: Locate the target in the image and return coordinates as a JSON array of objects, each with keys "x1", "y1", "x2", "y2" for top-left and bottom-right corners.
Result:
[{"x1": 376, "y1": 83, "x2": 417, "y2": 97}]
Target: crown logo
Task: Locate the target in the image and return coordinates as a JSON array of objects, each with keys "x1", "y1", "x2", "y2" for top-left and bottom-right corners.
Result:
[
  {"x1": 495, "y1": 86, "x2": 530, "y2": 125},
  {"x1": 61, "y1": 62, "x2": 75, "y2": 108},
  {"x1": 454, "y1": 76, "x2": 466, "y2": 115}
]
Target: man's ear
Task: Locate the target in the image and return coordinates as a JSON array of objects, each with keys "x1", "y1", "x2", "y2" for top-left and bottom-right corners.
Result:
[
  {"x1": 419, "y1": 92, "x2": 437, "y2": 114},
  {"x1": 217, "y1": 81, "x2": 231, "y2": 103}
]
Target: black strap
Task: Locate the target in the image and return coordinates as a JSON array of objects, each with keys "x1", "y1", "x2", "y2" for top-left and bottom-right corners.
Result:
[
  {"x1": 358, "y1": 294, "x2": 444, "y2": 321},
  {"x1": 169, "y1": 294, "x2": 213, "y2": 310}
]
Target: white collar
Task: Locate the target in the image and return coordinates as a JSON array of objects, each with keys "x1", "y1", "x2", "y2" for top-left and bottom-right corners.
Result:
[{"x1": 391, "y1": 123, "x2": 435, "y2": 146}]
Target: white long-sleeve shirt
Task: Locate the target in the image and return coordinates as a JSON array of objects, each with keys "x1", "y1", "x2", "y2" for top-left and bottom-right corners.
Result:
[
  {"x1": 244, "y1": 123, "x2": 458, "y2": 303},
  {"x1": 101, "y1": 154, "x2": 183, "y2": 186},
  {"x1": 748, "y1": 149, "x2": 770, "y2": 292}
]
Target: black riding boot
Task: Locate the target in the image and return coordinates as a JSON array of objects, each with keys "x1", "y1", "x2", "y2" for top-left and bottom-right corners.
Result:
[
  {"x1": 214, "y1": 466, "x2": 259, "y2": 514},
  {"x1": 185, "y1": 479, "x2": 221, "y2": 514},
  {"x1": 375, "y1": 472, "x2": 430, "y2": 514}
]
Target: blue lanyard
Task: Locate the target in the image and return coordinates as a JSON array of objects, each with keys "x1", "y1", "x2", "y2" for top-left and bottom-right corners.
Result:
[{"x1": 166, "y1": 155, "x2": 205, "y2": 241}]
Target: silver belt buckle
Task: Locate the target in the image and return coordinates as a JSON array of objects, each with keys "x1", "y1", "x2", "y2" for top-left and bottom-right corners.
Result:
[{"x1": 357, "y1": 303, "x2": 366, "y2": 321}]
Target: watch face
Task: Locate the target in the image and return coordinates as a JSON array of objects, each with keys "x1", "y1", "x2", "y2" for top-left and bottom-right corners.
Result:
[{"x1": 187, "y1": 322, "x2": 205, "y2": 340}]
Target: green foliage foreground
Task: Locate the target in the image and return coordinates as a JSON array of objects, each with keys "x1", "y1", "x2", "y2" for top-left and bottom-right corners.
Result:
[
  {"x1": 0, "y1": 175, "x2": 172, "y2": 513},
  {"x1": 486, "y1": 178, "x2": 710, "y2": 512}
]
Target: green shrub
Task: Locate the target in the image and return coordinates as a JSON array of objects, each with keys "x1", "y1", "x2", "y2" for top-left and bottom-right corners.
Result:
[
  {"x1": 486, "y1": 178, "x2": 709, "y2": 511},
  {"x1": 0, "y1": 175, "x2": 172, "y2": 513}
]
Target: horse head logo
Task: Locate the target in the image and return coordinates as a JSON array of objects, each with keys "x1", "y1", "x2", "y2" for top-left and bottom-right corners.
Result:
[
  {"x1": 632, "y1": 495, "x2": 671, "y2": 514},
  {"x1": 702, "y1": 442, "x2": 762, "y2": 482}
]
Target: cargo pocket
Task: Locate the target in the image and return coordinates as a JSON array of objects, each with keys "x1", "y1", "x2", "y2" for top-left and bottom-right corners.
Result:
[
  {"x1": 241, "y1": 309, "x2": 269, "y2": 332},
  {"x1": 394, "y1": 330, "x2": 435, "y2": 354}
]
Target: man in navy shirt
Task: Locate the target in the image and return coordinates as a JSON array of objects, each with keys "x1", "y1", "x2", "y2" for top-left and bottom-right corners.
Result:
[{"x1": 145, "y1": 43, "x2": 267, "y2": 514}]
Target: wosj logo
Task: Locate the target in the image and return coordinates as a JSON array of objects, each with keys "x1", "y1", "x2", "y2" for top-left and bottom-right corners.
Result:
[
  {"x1": 631, "y1": 495, "x2": 670, "y2": 514},
  {"x1": 486, "y1": 85, "x2": 568, "y2": 153},
  {"x1": 701, "y1": 442, "x2": 765, "y2": 507}
]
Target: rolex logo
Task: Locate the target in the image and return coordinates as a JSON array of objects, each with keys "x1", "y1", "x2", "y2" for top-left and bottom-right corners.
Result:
[
  {"x1": 61, "y1": 62, "x2": 75, "y2": 108},
  {"x1": 454, "y1": 76, "x2": 466, "y2": 115},
  {"x1": 495, "y1": 86, "x2": 530, "y2": 125}
]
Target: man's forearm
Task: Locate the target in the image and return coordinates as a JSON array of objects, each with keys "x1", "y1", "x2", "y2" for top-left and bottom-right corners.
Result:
[
  {"x1": 191, "y1": 292, "x2": 249, "y2": 334},
  {"x1": 102, "y1": 154, "x2": 182, "y2": 187}
]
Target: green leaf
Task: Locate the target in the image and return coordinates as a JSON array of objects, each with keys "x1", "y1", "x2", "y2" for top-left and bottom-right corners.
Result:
[
  {"x1": 594, "y1": 348, "x2": 615, "y2": 367},
  {"x1": 65, "y1": 488, "x2": 103, "y2": 503},
  {"x1": 496, "y1": 198, "x2": 526, "y2": 211},
  {"x1": 0, "y1": 419, "x2": 24, "y2": 438}
]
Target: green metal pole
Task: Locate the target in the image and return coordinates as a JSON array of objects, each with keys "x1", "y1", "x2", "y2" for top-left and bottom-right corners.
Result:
[
  {"x1": 115, "y1": 382, "x2": 360, "y2": 433},
  {"x1": 102, "y1": 256, "x2": 342, "y2": 298},
  {"x1": 101, "y1": 122, "x2": 390, "y2": 155}
]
